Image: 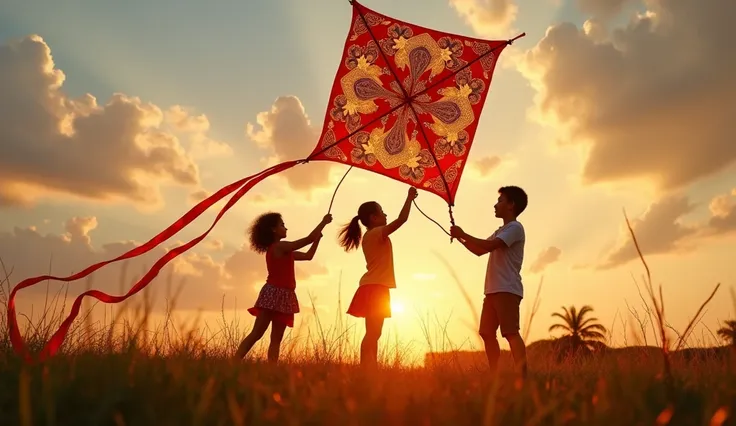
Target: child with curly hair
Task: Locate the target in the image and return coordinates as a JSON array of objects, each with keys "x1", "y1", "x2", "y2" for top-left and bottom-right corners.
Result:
[{"x1": 234, "y1": 212, "x2": 332, "y2": 362}]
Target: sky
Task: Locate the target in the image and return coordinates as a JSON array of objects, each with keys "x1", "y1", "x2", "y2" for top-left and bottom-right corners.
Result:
[{"x1": 1, "y1": 0, "x2": 735, "y2": 361}]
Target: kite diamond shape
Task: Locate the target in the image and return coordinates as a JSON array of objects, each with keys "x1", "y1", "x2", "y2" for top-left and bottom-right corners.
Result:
[{"x1": 308, "y1": 0, "x2": 521, "y2": 206}]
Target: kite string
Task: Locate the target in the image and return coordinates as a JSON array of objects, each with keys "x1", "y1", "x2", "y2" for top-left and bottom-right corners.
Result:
[
  {"x1": 328, "y1": 165, "x2": 353, "y2": 215},
  {"x1": 326, "y1": 164, "x2": 451, "y2": 238},
  {"x1": 413, "y1": 199, "x2": 451, "y2": 237},
  {"x1": 448, "y1": 205, "x2": 456, "y2": 243}
]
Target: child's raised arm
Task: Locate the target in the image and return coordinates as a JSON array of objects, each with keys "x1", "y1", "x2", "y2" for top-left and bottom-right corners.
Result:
[
  {"x1": 293, "y1": 233, "x2": 323, "y2": 261},
  {"x1": 382, "y1": 187, "x2": 418, "y2": 239},
  {"x1": 274, "y1": 214, "x2": 332, "y2": 256}
]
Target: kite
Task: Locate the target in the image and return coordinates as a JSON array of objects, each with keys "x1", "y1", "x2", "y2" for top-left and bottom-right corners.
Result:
[{"x1": 7, "y1": 0, "x2": 524, "y2": 363}]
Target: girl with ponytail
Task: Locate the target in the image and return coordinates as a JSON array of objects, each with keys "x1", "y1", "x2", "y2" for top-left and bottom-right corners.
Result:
[{"x1": 338, "y1": 186, "x2": 418, "y2": 367}]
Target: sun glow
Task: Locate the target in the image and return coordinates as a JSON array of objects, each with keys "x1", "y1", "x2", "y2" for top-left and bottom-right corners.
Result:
[{"x1": 391, "y1": 300, "x2": 405, "y2": 314}]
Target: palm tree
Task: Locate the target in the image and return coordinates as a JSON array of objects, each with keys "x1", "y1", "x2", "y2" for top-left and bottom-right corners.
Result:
[
  {"x1": 717, "y1": 320, "x2": 736, "y2": 347},
  {"x1": 549, "y1": 305, "x2": 607, "y2": 352}
]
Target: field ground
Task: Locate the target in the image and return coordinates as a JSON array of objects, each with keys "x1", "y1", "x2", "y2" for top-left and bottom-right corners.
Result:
[{"x1": 1, "y1": 323, "x2": 734, "y2": 425}]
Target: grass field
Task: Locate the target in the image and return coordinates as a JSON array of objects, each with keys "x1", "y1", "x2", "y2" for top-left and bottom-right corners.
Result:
[
  {"x1": 1, "y1": 319, "x2": 734, "y2": 425},
  {"x1": 1, "y1": 225, "x2": 735, "y2": 425}
]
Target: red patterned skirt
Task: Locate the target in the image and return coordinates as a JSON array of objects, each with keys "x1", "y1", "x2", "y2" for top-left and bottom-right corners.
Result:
[
  {"x1": 347, "y1": 284, "x2": 391, "y2": 318},
  {"x1": 248, "y1": 283, "x2": 300, "y2": 327}
]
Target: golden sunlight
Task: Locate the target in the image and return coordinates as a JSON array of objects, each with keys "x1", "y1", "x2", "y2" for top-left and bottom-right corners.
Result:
[{"x1": 391, "y1": 300, "x2": 406, "y2": 314}]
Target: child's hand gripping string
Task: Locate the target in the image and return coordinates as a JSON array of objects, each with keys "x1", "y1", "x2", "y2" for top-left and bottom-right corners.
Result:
[
  {"x1": 310, "y1": 214, "x2": 333, "y2": 240},
  {"x1": 381, "y1": 187, "x2": 417, "y2": 239},
  {"x1": 292, "y1": 214, "x2": 332, "y2": 261},
  {"x1": 274, "y1": 214, "x2": 332, "y2": 258}
]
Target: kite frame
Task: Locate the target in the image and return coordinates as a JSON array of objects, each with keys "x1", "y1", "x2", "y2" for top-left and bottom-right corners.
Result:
[
  {"x1": 311, "y1": 0, "x2": 525, "y2": 229},
  {"x1": 308, "y1": 0, "x2": 525, "y2": 205}
]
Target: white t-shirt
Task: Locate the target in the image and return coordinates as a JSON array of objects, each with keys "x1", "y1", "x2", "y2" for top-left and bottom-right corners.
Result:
[{"x1": 484, "y1": 221, "x2": 525, "y2": 298}]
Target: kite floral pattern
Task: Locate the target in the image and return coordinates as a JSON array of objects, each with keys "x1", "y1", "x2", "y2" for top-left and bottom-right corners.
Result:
[
  {"x1": 335, "y1": 26, "x2": 483, "y2": 186},
  {"x1": 311, "y1": 0, "x2": 512, "y2": 204}
]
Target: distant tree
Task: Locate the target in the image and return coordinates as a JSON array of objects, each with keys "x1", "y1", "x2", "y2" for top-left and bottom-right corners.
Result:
[
  {"x1": 549, "y1": 305, "x2": 607, "y2": 352},
  {"x1": 717, "y1": 320, "x2": 736, "y2": 347}
]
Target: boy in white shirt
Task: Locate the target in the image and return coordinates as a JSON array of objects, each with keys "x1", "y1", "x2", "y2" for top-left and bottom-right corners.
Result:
[{"x1": 450, "y1": 185, "x2": 528, "y2": 377}]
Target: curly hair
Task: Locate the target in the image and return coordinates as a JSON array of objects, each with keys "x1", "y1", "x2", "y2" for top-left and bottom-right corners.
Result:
[{"x1": 249, "y1": 212, "x2": 282, "y2": 253}]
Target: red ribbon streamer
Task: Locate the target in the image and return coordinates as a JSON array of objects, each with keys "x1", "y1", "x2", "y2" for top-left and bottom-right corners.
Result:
[{"x1": 7, "y1": 160, "x2": 299, "y2": 363}]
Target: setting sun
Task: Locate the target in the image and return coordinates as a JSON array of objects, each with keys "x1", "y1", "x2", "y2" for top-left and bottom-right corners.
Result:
[{"x1": 390, "y1": 300, "x2": 405, "y2": 314}]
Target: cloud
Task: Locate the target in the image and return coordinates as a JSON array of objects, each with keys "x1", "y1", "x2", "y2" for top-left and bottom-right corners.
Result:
[
  {"x1": 599, "y1": 195, "x2": 698, "y2": 269},
  {"x1": 0, "y1": 35, "x2": 237, "y2": 210},
  {"x1": 529, "y1": 246, "x2": 561, "y2": 273},
  {"x1": 246, "y1": 96, "x2": 336, "y2": 195},
  {"x1": 0, "y1": 216, "x2": 329, "y2": 313},
  {"x1": 448, "y1": 0, "x2": 519, "y2": 38},
  {"x1": 205, "y1": 239, "x2": 224, "y2": 251},
  {"x1": 251, "y1": 194, "x2": 269, "y2": 204},
  {"x1": 188, "y1": 189, "x2": 211, "y2": 205},
  {"x1": 519, "y1": 0, "x2": 736, "y2": 192},
  {"x1": 708, "y1": 189, "x2": 736, "y2": 219},
  {"x1": 471, "y1": 155, "x2": 502, "y2": 177},
  {"x1": 165, "y1": 105, "x2": 210, "y2": 133},
  {"x1": 164, "y1": 106, "x2": 233, "y2": 160},
  {"x1": 704, "y1": 189, "x2": 736, "y2": 236},
  {"x1": 592, "y1": 188, "x2": 736, "y2": 269}
]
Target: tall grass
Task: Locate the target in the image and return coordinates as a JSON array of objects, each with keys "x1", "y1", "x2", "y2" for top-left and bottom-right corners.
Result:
[{"x1": 0, "y1": 219, "x2": 734, "y2": 425}]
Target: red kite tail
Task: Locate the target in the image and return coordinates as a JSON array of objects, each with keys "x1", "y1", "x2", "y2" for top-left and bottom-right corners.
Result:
[{"x1": 7, "y1": 160, "x2": 299, "y2": 363}]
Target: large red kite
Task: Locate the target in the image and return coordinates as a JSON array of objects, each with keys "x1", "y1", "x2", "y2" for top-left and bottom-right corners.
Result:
[{"x1": 7, "y1": 0, "x2": 523, "y2": 362}]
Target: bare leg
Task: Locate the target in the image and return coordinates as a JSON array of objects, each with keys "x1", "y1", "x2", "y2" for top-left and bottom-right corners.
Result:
[
  {"x1": 505, "y1": 332, "x2": 528, "y2": 377},
  {"x1": 481, "y1": 333, "x2": 501, "y2": 374},
  {"x1": 234, "y1": 313, "x2": 271, "y2": 359},
  {"x1": 360, "y1": 317, "x2": 384, "y2": 368},
  {"x1": 267, "y1": 321, "x2": 287, "y2": 363}
]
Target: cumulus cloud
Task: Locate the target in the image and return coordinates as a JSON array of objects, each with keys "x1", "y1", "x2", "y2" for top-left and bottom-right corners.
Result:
[
  {"x1": 592, "y1": 188, "x2": 736, "y2": 269},
  {"x1": 188, "y1": 189, "x2": 211, "y2": 205},
  {"x1": 165, "y1": 105, "x2": 210, "y2": 133},
  {"x1": 519, "y1": 0, "x2": 736, "y2": 192},
  {"x1": 448, "y1": 0, "x2": 519, "y2": 38},
  {"x1": 704, "y1": 189, "x2": 736, "y2": 235},
  {"x1": 0, "y1": 216, "x2": 329, "y2": 313},
  {"x1": 708, "y1": 189, "x2": 736, "y2": 219},
  {"x1": 529, "y1": 246, "x2": 562, "y2": 273},
  {"x1": 164, "y1": 106, "x2": 233, "y2": 160},
  {"x1": 599, "y1": 195, "x2": 698, "y2": 269},
  {"x1": 205, "y1": 239, "x2": 224, "y2": 251},
  {"x1": 246, "y1": 96, "x2": 336, "y2": 195},
  {"x1": 0, "y1": 35, "x2": 234, "y2": 210},
  {"x1": 471, "y1": 155, "x2": 503, "y2": 178}
]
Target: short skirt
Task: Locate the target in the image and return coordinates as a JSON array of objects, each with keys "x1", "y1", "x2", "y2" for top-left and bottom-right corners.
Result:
[
  {"x1": 346, "y1": 284, "x2": 391, "y2": 318},
  {"x1": 247, "y1": 283, "x2": 299, "y2": 327}
]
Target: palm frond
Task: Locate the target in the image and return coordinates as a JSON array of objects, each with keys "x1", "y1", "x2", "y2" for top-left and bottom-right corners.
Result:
[{"x1": 549, "y1": 323, "x2": 572, "y2": 334}]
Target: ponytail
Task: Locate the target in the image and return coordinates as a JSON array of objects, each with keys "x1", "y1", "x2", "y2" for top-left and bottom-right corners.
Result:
[
  {"x1": 338, "y1": 215, "x2": 363, "y2": 252},
  {"x1": 338, "y1": 201, "x2": 381, "y2": 252}
]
